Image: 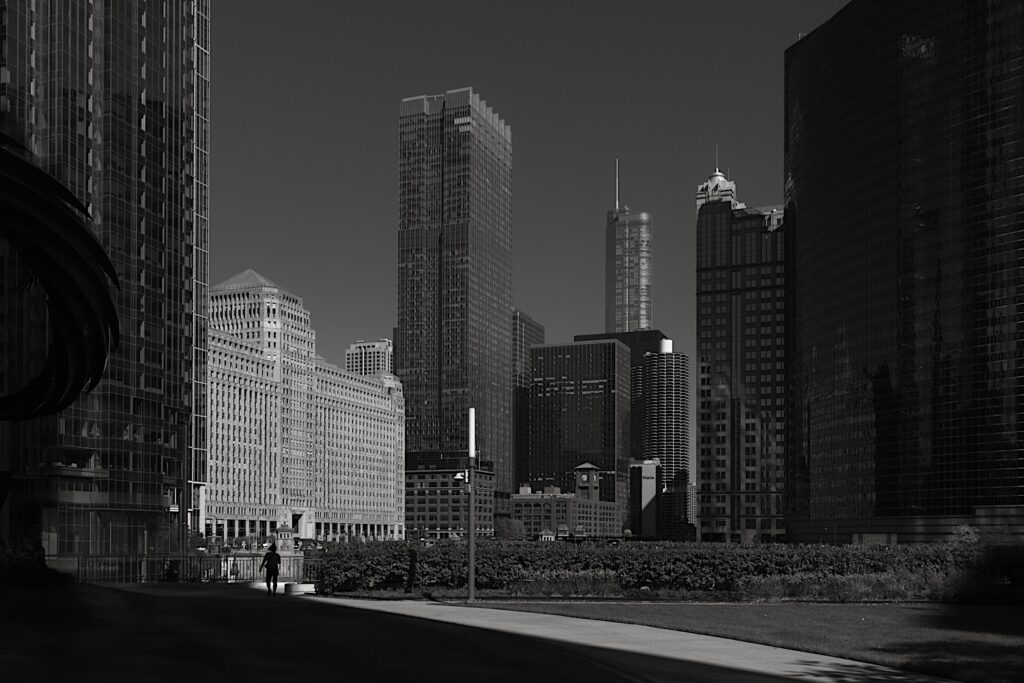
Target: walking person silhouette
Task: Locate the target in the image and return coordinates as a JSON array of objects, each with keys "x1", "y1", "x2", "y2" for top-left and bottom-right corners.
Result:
[{"x1": 259, "y1": 543, "x2": 282, "y2": 596}]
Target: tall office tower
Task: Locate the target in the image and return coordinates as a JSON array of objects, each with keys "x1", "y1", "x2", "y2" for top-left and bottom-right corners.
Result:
[
  {"x1": 512, "y1": 309, "x2": 544, "y2": 488},
  {"x1": 0, "y1": 1, "x2": 210, "y2": 554},
  {"x1": 397, "y1": 88, "x2": 513, "y2": 500},
  {"x1": 696, "y1": 168, "x2": 785, "y2": 543},
  {"x1": 345, "y1": 339, "x2": 393, "y2": 376},
  {"x1": 529, "y1": 340, "x2": 631, "y2": 526},
  {"x1": 785, "y1": 0, "x2": 1024, "y2": 543},
  {"x1": 575, "y1": 330, "x2": 667, "y2": 460},
  {"x1": 641, "y1": 339, "x2": 691, "y2": 538},
  {"x1": 606, "y1": 161, "x2": 653, "y2": 333},
  {"x1": 209, "y1": 271, "x2": 405, "y2": 541}
]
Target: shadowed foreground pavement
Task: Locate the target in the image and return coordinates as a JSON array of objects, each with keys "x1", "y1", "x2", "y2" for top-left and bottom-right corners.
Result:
[{"x1": 1, "y1": 583, "x2": 951, "y2": 682}]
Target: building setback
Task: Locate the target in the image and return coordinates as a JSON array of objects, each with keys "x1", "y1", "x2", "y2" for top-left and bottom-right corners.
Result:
[
  {"x1": 606, "y1": 161, "x2": 653, "y2": 333},
  {"x1": 396, "y1": 88, "x2": 514, "y2": 519},
  {"x1": 696, "y1": 169, "x2": 785, "y2": 543},
  {"x1": 529, "y1": 340, "x2": 631, "y2": 527},
  {"x1": 0, "y1": 0, "x2": 210, "y2": 554},
  {"x1": 345, "y1": 339, "x2": 393, "y2": 376},
  {"x1": 512, "y1": 309, "x2": 545, "y2": 489},
  {"x1": 785, "y1": 0, "x2": 1024, "y2": 542},
  {"x1": 208, "y1": 270, "x2": 405, "y2": 541}
]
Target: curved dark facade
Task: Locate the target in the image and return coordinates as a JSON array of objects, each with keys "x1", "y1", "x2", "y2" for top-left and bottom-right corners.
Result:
[{"x1": 785, "y1": 0, "x2": 1024, "y2": 540}]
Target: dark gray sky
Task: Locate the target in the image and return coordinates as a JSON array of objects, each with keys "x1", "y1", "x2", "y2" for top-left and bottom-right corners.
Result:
[{"x1": 211, "y1": 0, "x2": 846, "y2": 367}]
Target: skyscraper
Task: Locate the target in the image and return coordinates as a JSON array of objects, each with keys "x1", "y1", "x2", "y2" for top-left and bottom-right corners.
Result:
[
  {"x1": 606, "y1": 160, "x2": 653, "y2": 333},
  {"x1": 695, "y1": 169, "x2": 785, "y2": 543},
  {"x1": 396, "y1": 88, "x2": 513, "y2": 501},
  {"x1": 208, "y1": 270, "x2": 405, "y2": 541},
  {"x1": 529, "y1": 340, "x2": 631, "y2": 526},
  {"x1": 785, "y1": 0, "x2": 1024, "y2": 542},
  {"x1": 345, "y1": 339, "x2": 393, "y2": 376},
  {"x1": 641, "y1": 339, "x2": 691, "y2": 538},
  {"x1": 512, "y1": 309, "x2": 544, "y2": 488},
  {"x1": 0, "y1": 0, "x2": 209, "y2": 554},
  {"x1": 575, "y1": 329, "x2": 668, "y2": 460}
]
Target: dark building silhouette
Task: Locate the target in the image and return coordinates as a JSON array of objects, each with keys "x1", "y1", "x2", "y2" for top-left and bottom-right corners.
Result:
[
  {"x1": 575, "y1": 329, "x2": 667, "y2": 460},
  {"x1": 396, "y1": 88, "x2": 513, "y2": 528},
  {"x1": 529, "y1": 340, "x2": 630, "y2": 526},
  {"x1": 0, "y1": 0, "x2": 210, "y2": 554},
  {"x1": 606, "y1": 160, "x2": 653, "y2": 333},
  {"x1": 785, "y1": 0, "x2": 1024, "y2": 542},
  {"x1": 512, "y1": 309, "x2": 544, "y2": 489},
  {"x1": 695, "y1": 169, "x2": 786, "y2": 543}
]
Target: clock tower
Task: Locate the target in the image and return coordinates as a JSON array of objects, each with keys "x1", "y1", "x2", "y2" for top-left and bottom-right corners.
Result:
[{"x1": 574, "y1": 463, "x2": 601, "y2": 502}]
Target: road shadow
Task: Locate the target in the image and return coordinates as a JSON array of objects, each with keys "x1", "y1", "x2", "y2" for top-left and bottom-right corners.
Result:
[{"x1": 0, "y1": 582, "x2": 959, "y2": 683}]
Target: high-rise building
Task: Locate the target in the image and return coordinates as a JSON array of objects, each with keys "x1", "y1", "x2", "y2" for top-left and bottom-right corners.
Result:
[
  {"x1": 529, "y1": 340, "x2": 630, "y2": 526},
  {"x1": 629, "y1": 459, "x2": 662, "y2": 538},
  {"x1": 396, "y1": 88, "x2": 513, "y2": 507},
  {"x1": 696, "y1": 168, "x2": 785, "y2": 543},
  {"x1": 345, "y1": 339, "x2": 393, "y2": 376},
  {"x1": 575, "y1": 329, "x2": 668, "y2": 460},
  {"x1": 512, "y1": 309, "x2": 544, "y2": 488},
  {"x1": 0, "y1": 0, "x2": 210, "y2": 554},
  {"x1": 208, "y1": 271, "x2": 405, "y2": 541},
  {"x1": 641, "y1": 339, "x2": 692, "y2": 538},
  {"x1": 606, "y1": 160, "x2": 653, "y2": 333},
  {"x1": 785, "y1": 0, "x2": 1024, "y2": 543}
]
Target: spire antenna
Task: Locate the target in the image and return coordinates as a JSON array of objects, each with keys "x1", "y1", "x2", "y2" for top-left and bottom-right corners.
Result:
[
  {"x1": 715, "y1": 144, "x2": 719, "y2": 173},
  {"x1": 615, "y1": 157, "x2": 620, "y2": 211}
]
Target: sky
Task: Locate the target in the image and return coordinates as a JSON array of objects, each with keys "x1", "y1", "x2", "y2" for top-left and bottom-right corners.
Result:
[{"x1": 210, "y1": 0, "x2": 848, "y2": 367}]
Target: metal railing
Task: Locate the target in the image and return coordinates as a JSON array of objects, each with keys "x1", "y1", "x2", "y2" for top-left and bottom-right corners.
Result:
[{"x1": 76, "y1": 554, "x2": 324, "y2": 585}]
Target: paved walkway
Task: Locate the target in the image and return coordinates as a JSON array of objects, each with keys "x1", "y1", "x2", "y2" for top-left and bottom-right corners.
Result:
[{"x1": 303, "y1": 595, "x2": 957, "y2": 683}]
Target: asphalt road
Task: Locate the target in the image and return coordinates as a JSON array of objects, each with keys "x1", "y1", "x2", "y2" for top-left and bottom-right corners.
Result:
[{"x1": 1, "y1": 583, "x2": 791, "y2": 682}]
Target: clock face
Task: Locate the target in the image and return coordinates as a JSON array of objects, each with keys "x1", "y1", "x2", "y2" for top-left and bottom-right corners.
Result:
[{"x1": 581, "y1": 474, "x2": 589, "y2": 482}]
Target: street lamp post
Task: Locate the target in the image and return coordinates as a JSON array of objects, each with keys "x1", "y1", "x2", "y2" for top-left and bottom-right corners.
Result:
[{"x1": 467, "y1": 407, "x2": 476, "y2": 603}]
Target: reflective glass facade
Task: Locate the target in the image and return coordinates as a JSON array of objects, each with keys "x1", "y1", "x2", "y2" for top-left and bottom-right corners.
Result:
[
  {"x1": 605, "y1": 204, "x2": 653, "y2": 333},
  {"x1": 0, "y1": 1, "x2": 209, "y2": 554},
  {"x1": 397, "y1": 88, "x2": 513, "y2": 498},
  {"x1": 785, "y1": 0, "x2": 1024, "y2": 540}
]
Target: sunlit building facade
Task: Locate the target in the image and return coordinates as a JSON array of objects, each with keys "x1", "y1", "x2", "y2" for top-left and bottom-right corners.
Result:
[
  {"x1": 606, "y1": 163, "x2": 653, "y2": 333},
  {"x1": 208, "y1": 271, "x2": 405, "y2": 542},
  {"x1": 345, "y1": 339, "x2": 393, "y2": 376},
  {"x1": 0, "y1": 0, "x2": 210, "y2": 555}
]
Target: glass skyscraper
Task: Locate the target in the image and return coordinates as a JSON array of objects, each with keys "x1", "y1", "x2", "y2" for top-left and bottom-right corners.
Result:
[
  {"x1": 605, "y1": 162, "x2": 653, "y2": 333},
  {"x1": 0, "y1": 1, "x2": 209, "y2": 554},
  {"x1": 785, "y1": 0, "x2": 1024, "y2": 542},
  {"x1": 396, "y1": 88, "x2": 513, "y2": 501},
  {"x1": 695, "y1": 169, "x2": 785, "y2": 543}
]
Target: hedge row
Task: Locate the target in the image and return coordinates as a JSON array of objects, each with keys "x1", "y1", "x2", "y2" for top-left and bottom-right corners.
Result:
[{"x1": 314, "y1": 540, "x2": 979, "y2": 594}]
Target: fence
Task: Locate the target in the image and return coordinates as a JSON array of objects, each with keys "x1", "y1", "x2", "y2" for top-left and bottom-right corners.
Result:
[{"x1": 76, "y1": 554, "x2": 324, "y2": 585}]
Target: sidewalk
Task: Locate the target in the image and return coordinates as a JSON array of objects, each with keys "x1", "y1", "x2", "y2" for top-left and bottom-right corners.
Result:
[{"x1": 302, "y1": 596, "x2": 957, "y2": 683}]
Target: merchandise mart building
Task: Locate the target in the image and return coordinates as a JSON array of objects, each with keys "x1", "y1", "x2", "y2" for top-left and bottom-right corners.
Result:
[
  {"x1": 208, "y1": 271, "x2": 406, "y2": 542},
  {"x1": 0, "y1": 1, "x2": 210, "y2": 555},
  {"x1": 785, "y1": 0, "x2": 1024, "y2": 542}
]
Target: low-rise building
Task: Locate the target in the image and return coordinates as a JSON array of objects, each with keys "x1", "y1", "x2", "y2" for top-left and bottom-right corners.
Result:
[
  {"x1": 512, "y1": 465, "x2": 621, "y2": 539},
  {"x1": 405, "y1": 466, "x2": 495, "y2": 540}
]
